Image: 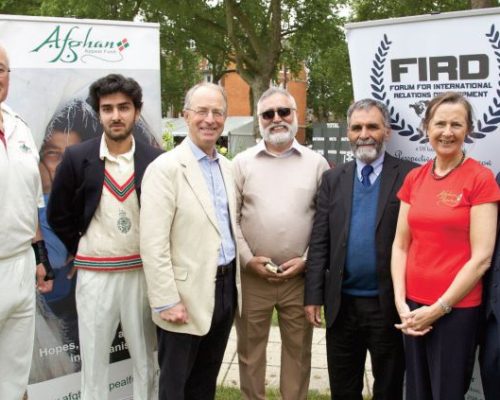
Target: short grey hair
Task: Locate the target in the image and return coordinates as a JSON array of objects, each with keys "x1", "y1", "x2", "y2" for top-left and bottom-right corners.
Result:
[
  {"x1": 183, "y1": 82, "x2": 227, "y2": 113},
  {"x1": 347, "y1": 99, "x2": 391, "y2": 130},
  {"x1": 257, "y1": 87, "x2": 297, "y2": 115}
]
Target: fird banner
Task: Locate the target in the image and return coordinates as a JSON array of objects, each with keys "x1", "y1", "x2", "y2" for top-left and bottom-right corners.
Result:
[
  {"x1": 346, "y1": 8, "x2": 500, "y2": 176},
  {"x1": 0, "y1": 14, "x2": 161, "y2": 400},
  {"x1": 346, "y1": 8, "x2": 500, "y2": 400}
]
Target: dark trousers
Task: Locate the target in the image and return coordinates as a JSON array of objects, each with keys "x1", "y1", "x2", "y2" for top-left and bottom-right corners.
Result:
[
  {"x1": 157, "y1": 265, "x2": 236, "y2": 400},
  {"x1": 479, "y1": 313, "x2": 500, "y2": 400},
  {"x1": 326, "y1": 294, "x2": 404, "y2": 400},
  {"x1": 405, "y1": 300, "x2": 480, "y2": 400}
]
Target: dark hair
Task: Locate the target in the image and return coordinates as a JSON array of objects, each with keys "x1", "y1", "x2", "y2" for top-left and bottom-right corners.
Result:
[
  {"x1": 422, "y1": 92, "x2": 474, "y2": 134},
  {"x1": 87, "y1": 74, "x2": 143, "y2": 113}
]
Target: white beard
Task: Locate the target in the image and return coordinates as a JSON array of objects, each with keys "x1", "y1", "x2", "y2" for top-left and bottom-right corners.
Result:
[
  {"x1": 351, "y1": 140, "x2": 385, "y2": 163},
  {"x1": 260, "y1": 119, "x2": 298, "y2": 146}
]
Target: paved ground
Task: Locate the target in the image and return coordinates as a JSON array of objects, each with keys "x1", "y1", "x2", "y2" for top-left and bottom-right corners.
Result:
[{"x1": 217, "y1": 326, "x2": 374, "y2": 397}]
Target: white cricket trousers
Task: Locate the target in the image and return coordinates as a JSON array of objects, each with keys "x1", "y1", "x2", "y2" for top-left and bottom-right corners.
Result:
[
  {"x1": 76, "y1": 268, "x2": 156, "y2": 400},
  {"x1": 0, "y1": 248, "x2": 36, "y2": 399}
]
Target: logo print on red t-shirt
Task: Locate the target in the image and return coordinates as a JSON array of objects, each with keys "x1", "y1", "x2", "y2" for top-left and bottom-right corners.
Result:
[{"x1": 437, "y1": 191, "x2": 463, "y2": 207}]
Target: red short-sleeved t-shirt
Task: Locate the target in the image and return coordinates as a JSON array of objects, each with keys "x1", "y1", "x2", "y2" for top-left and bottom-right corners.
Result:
[{"x1": 397, "y1": 158, "x2": 500, "y2": 307}]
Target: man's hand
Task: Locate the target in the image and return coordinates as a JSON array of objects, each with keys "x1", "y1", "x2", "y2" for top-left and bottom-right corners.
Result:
[
  {"x1": 159, "y1": 303, "x2": 189, "y2": 324},
  {"x1": 36, "y1": 264, "x2": 53, "y2": 293},
  {"x1": 279, "y1": 257, "x2": 306, "y2": 279},
  {"x1": 246, "y1": 256, "x2": 282, "y2": 281},
  {"x1": 305, "y1": 305, "x2": 322, "y2": 327}
]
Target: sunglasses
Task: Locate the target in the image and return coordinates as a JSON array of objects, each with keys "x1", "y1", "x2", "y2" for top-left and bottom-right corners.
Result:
[{"x1": 260, "y1": 107, "x2": 295, "y2": 120}]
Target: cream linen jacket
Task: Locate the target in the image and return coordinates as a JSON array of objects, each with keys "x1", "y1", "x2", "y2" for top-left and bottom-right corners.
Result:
[{"x1": 140, "y1": 139, "x2": 241, "y2": 335}]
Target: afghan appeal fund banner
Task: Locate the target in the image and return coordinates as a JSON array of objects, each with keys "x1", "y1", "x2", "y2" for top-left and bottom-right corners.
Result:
[
  {"x1": 0, "y1": 14, "x2": 161, "y2": 400},
  {"x1": 346, "y1": 8, "x2": 500, "y2": 400},
  {"x1": 346, "y1": 7, "x2": 500, "y2": 176}
]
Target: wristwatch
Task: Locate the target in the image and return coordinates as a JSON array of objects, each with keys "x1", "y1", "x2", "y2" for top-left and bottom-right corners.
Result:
[{"x1": 437, "y1": 297, "x2": 452, "y2": 314}]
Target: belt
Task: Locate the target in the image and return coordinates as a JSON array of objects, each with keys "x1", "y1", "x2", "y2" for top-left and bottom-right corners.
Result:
[{"x1": 217, "y1": 260, "x2": 235, "y2": 277}]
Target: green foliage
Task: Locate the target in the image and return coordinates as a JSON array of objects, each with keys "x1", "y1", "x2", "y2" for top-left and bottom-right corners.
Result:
[
  {"x1": 0, "y1": 0, "x2": 43, "y2": 15},
  {"x1": 144, "y1": 0, "x2": 346, "y2": 121},
  {"x1": 39, "y1": 0, "x2": 141, "y2": 20},
  {"x1": 161, "y1": 48, "x2": 202, "y2": 116},
  {"x1": 292, "y1": 5, "x2": 352, "y2": 122},
  {"x1": 162, "y1": 121, "x2": 175, "y2": 152},
  {"x1": 347, "y1": 0, "x2": 470, "y2": 22},
  {"x1": 307, "y1": 38, "x2": 352, "y2": 121}
]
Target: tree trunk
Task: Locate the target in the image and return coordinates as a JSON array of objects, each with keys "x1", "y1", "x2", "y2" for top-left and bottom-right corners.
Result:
[
  {"x1": 470, "y1": 0, "x2": 495, "y2": 8},
  {"x1": 249, "y1": 76, "x2": 272, "y2": 139}
]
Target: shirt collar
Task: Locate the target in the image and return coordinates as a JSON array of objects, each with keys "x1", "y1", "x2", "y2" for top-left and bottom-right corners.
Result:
[
  {"x1": 1, "y1": 103, "x2": 20, "y2": 139},
  {"x1": 185, "y1": 136, "x2": 219, "y2": 161},
  {"x1": 355, "y1": 151, "x2": 385, "y2": 178},
  {"x1": 255, "y1": 138, "x2": 302, "y2": 158},
  {"x1": 99, "y1": 134, "x2": 135, "y2": 161}
]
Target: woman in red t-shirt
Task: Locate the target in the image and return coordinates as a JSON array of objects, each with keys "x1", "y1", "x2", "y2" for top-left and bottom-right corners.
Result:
[{"x1": 391, "y1": 92, "x2": 500, "y2": 400}]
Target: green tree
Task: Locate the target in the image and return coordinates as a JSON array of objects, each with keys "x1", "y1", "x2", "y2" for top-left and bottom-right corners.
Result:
[
  {"x1": 39, "y1": 0, "x2": 142, "y2": 20},
  {"x1": 471, "y1": 0, "x2": 498, "y2": 7},
  {"x1": 143, "y1": 0, "x2": 344, "y2": 135},
  {"x1": 347, "y1": 0, "x2": 472, "y2": 22},
  {"x1": 0, "y1": 0, "x2": 42, "y2": 15},
  {"x1": 307, "y1": 38, "x2": 352, "y2": 121}
]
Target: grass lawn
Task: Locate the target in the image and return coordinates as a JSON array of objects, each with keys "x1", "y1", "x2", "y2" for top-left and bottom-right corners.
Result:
[
  {"x1": 216, "y1": 386, "x2": 331, "y2": 399},
  {"x1": 216, "y1": 386, "x2": 372, "y2": 399}
]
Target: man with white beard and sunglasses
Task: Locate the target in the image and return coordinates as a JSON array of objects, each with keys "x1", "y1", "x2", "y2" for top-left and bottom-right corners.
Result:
[
  {"x1": 233, "y1": 87, "x2": 329, "y2": 399},
  {"x1": 304, "y1": 98, "x2": 417, "y2": 400}
]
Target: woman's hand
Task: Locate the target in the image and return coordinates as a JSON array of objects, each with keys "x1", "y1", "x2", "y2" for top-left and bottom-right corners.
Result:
[
  {"x1": 394, "y1": 300, "x2": 430, "y2": 336},
  {"x1": 396, "y1": 303, "x2": 443, "y2": 336}
]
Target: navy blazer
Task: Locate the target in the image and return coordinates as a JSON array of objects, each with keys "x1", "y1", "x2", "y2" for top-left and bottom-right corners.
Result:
[
  {"x1": 46, "y1": 136, "x2": 163, "y2": 255},
  {"x1": 304, "y1": 153, "x2": 417, "y2": 328},
  {"x1": 483, "y1": 173, "x2": 500, "y2": 319}
]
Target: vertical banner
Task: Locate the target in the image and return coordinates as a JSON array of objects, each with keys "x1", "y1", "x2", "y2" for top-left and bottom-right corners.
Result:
[
  {"x1": 346, "y1": 8, "x2": 500, "y2": 175},
  {"x1": 346, "y1": 8, "x2": 500, "y2": 400},
  {"x1": 0, "y1": 14, "x2": 161, "y2": 400}
]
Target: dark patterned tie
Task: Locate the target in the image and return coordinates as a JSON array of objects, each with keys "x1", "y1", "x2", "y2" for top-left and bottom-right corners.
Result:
[{"x1": 361, "y1": 164, "x2": 373, "y2": 187}]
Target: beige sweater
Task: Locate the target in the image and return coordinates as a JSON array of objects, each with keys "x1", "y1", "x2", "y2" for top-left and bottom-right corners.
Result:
[{"x1": 233, "y1": 140, "x2": 329, "y2": 267}]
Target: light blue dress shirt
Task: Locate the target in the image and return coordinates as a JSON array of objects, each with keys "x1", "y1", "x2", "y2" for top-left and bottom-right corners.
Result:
[{"x1": 186, "y1": 137, "x2": 236, "y2": 266}]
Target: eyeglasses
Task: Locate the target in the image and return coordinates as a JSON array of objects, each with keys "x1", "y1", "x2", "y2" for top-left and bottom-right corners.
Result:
[
  {"x1": 0, "y1": 66, "x2": 10, "y2": 77},
  {"x1": 260, "y1": 107, "x2": 295, "y2": 120},
  {"x1": 186, "y1": 108, "x2": 225, "y2": 119}
]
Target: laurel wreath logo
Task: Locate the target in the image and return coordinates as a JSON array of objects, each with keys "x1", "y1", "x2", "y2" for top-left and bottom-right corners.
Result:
[{"x1": 370, "y1": 26, "x2": 500, "y2": 144}]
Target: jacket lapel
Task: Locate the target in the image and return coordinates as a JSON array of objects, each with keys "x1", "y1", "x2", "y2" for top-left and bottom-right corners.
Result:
[
  {"x1": 341, "y1": 162, "x2": 355, "y2": 231},
  {"x1": 82, "y1": 139, "x2": 105, "y2": 211},
  {"x1": 133, "y1": 140, "x2": 148, "y2": 203},
  {"x1": 177, "y1": 141, "x2": 220, "y2": 234},
  {"x1": 376, "y1": 153, "x2": 398, "y2": 228}
]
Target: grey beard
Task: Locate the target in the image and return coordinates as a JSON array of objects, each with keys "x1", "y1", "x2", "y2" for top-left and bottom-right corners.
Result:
[
  {"x1": 264, "y1": 131, "x2": 294, "y2": 145},
  {"x1": 353, "y1": 142, "x2": 385, "y2": 163}
]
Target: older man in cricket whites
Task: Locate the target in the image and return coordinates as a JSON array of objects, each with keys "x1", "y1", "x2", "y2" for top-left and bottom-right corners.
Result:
[{"x1": 0, "y1": 44, "x2": 54, "y2": 399}]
